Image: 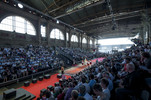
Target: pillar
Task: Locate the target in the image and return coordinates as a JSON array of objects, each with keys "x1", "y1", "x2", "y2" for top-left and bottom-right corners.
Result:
[
  {"x1": 46, "y1": 21, "x2": 51, "y2": 46},
  {"x1": 149, "y1": 23, "x2": 151, "y2": 42},
  {"x1": 37, "y1": 17, "x2": 41, "y2": 45},
  {"x1": 63, "y1": 27, "x2": 67, "y2": 47},
  {"x1": 87, "y1": 36, "x2": 90, "y2": 51},
  {"x1": 78, "y1": 33, "x2": 80, "y2": 48},
  {"x1": 81, "y1": 34, "x2": 83, "y2": 49},
  {"x1": 69, "y1": 29, "x2": 71, "y2": 48},
  {"x1": 139, "y1": 27, "x2": 144, "y2": 44}
]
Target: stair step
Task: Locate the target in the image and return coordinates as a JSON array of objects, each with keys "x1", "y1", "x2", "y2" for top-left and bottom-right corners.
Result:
[
  {"x1": 22, "y1": 95, "x2": 31, "y2": 100},
  {"x1": 14, "y1": 94, "x2": 26, "y2": 100}
]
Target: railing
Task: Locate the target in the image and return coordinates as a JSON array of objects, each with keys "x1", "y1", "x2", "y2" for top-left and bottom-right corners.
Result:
[{"x1": 0, "y1": 67, "x2": 60, "y2": 88}]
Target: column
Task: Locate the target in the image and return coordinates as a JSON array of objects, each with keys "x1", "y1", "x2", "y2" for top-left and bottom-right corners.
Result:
[
  {"x1": 78, "y1": 33, "x2": 80, "y2": 48},
  {"x1": 63, "y1": 27, "x2": 67, "y2": 47},
  {"x1": 149, "y1": 23, "x2": 151, "y2": 42},
  {"x1": 37, "y1": 17, "x2": 41, "y2": 45},
  {"x1": 139, "y1": 27, "x2": 143, "y2": 44},
  {"x1": 81, "y1": 34, "x2": 83, "y2": 49},
  {"x1": 87, "y1": 36, "x2": 89, "y2": 50},
  {"x1": 69, "y1": 29, "x2": 71, "y2": 48},
  {"x1": 46, "y1": 21, "x2": 51, "y2": 46}
]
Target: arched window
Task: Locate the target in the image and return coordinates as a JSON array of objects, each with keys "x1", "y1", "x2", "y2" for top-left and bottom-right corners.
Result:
[
  {"x1": 50, "y1": 28, "x2": 64, "y2": 40},
  {"x1": 90, "y1": 40, "x2": 93, "y2": 45},
  {"x1": 95, "y1": 40, "x2": 97, "y2": 45},
  {"x1": 66, "y1": 33, "x2": 69, "y2": 41},
  {"x1": 71, "y1": 35, "x2": 78, "y2": 42},
  {"x1": 82, "y1": 38, "x2": 87, "y2": 44},
  {"x1": 41, "y1": 25, "x2": 46, "y2": 37},
  {"x1": 0, "y1": 16, "x2": 36, "y2": 35}
]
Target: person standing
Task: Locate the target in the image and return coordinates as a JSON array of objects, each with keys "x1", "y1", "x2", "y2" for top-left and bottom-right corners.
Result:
[{"x1": 61, "y1": 66, "x2": 64, "y2": 75}]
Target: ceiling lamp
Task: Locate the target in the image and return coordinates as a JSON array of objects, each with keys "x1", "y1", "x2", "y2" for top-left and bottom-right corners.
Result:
[
  {"x1": 56, "y1": 20, "x2": 59, "y2": 24},
  {"x1": 18, "y1": 3, "x2": 23, "y2": 8}
]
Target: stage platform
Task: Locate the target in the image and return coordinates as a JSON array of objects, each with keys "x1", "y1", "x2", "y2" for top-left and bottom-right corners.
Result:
[{"x1": 0, "y1": 88, "x2": 35, "y2": 100}]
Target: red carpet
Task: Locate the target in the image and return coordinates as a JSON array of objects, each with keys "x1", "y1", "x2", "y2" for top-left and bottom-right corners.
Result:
[
  {"x1": 21, "y1": 73, "x2": 71, "y2": 100},
  {"x1": 20, "y1": 57, "x2": 104, "y2": 99},
  {"x1": 65, "y1": 57, "x2": 105, "y2": 74}
]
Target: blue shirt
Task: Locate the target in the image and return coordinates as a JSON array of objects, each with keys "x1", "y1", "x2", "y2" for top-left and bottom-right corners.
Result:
[
  {"x1": 107, "y1": 79, "x2": 113, "y2": 91},
  {"x1": 89, "y1": 79, "x2": 96, "y2": 89}
]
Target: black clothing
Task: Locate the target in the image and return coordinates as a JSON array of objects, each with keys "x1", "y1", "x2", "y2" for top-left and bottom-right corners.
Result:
[
  {"x1": 116, "y1": 70, "x2": 146, "y2": 100},
  {"x1": 122, "y1": 70, "x2": 144, "y2": 90},
  {"x1": 146, "y1": 57, "x2": 151, "y2": 69}
]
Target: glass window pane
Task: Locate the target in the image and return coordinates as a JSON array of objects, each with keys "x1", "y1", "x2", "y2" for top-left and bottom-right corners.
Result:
[
  {"x1": 50, "y1": 29, "x2": 64, "y2": 40},
  {"x1": 71, "y1": 35, "x2": 78, "y2": 42},
  {"x1": 0, "y1": 16, "x2": 13, "y2": 31},
  {"x1": 66, "y1": 33, "x2": 69, "y2": 41},
  {"x1": 0, "y1": 16, "x2": 36, "y2": 35},
  {"x1": 41, "y1": 25, "x2": 46, "y2": 37},
  {"x1": 15, "y1": 16, "x2": 25, "y2": 33},
  {"x1": 90, "y1": 40, "x2": 92, "y2": 44},
  {"x1": 27, "y1": 21, "x2": 36, "y2": 35},
  {"x1": 82, "y1": 38, "x2": 87, "y2": 43}
]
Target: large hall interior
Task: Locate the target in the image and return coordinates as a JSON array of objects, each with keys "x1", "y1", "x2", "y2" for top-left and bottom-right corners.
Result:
[{"x1": 0, "y1": 0, "x2": 151, "y2": 100}]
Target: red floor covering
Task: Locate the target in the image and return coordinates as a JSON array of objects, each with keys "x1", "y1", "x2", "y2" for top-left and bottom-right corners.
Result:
[
  {"x1": 65, "y1": 57, "x2": 105, "y2": 74},
  {"x1": 21, "y1": 73, "x2": 71, "y2": 100},
  {"x1": 20, "y1": 57, "x2": 104, "y2": 99}
]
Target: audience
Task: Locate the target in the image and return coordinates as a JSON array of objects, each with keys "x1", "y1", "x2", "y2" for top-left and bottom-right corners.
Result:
[
  {"x1": 79, "y1": 85, "x2": 93, "y2": 100},
  {"x1": 93, "y1": 83, "x2": 106, "y2": 100},
  {"x1": 49, "y1": 43, "x2": 150, "y2": 100},
  {"x1": 1, "y1": 43, "x2": 151, "y2": 100},
  {"x1": 70, "y1": 90, "x2": 79, "y2": 100},
  {"x1": 0, "y1": 45, "x2": 67, "y2": 82},
  {"x1": 64, "y1": 82, "x2": 74, "y2": 100}
]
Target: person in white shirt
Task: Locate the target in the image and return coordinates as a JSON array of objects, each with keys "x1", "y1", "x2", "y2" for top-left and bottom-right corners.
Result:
[
  {"x1": 101, "y1": 78, "x2": 110, "y2": 100},
  {"x1": 81, "y1": 77, "x2": 90, "y2": 93},
  {"x1": 102, "y1": 72, "x2": 113, "y2": 91}
]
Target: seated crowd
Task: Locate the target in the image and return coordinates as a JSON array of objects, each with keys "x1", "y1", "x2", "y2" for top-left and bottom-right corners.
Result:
[
  {"x1": 37, "y1": 43, "x2": 151, "y2": 100},
  {"x1": 0, "y1": 45, "x2": 97, "y2": 83},
  {"x1": 57, "y1": 47, "x2": 99, "y2": 63},
  {"x1": 0, "y1": 45, "x2": 63, "y2": 82}
]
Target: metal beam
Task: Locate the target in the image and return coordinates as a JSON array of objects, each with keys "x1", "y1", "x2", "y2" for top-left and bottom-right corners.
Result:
[
  {"x1": 73, "y1": 4, "x2": 148, "y2": 26},
  {"x1": 55, "y1": 0, "x2": 105, "y2": 19},
  {"x1": 40, "y1": 0, "x2": 49, "y2": 13},
  {"x1": 48, "y1": 0, "x2": 80, "y2": 14},
  {"x1": 75, "y1": 9, "x2": 151, "y2": 28},
  {"x1": 80, "y1": 15, "x2": 140, "y2": 29},
  {"x1": 13, "y1": 0, "x2": 84, "y2": 33},
  {"x1": 86, "y1": 24, "x2": 140, "y2": 33},
  {"x1": 43, "y1": 0, "x2": 61, "y2": 13}
]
